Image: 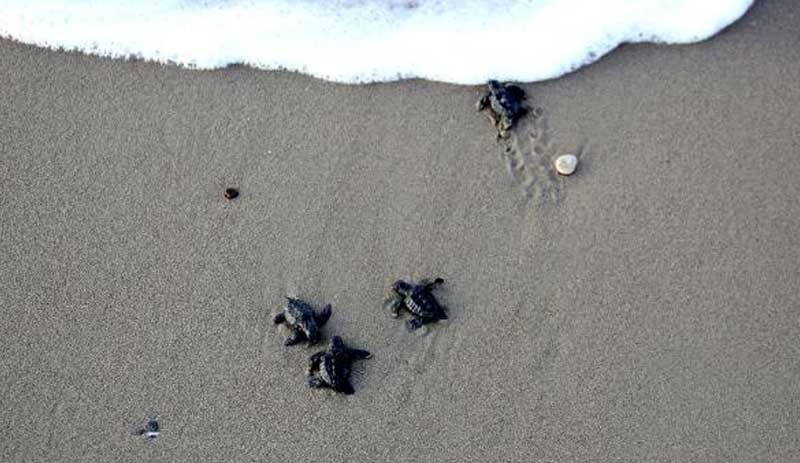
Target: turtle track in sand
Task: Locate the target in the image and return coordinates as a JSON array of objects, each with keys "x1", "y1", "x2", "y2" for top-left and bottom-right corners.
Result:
[{"x1": 496, "y1": 107, "x2": 567, "y2": 203}]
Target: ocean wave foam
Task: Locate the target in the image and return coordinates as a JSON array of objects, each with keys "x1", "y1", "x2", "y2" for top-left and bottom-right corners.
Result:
[{"x1": 0, "y1": 0, "x2": 754, "y2": 84}]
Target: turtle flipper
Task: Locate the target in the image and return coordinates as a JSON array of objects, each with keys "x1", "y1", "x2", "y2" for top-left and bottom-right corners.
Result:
[
  {"x1": 308, "y1": 377, "x2": 329, "y2": 389},
  {"x1": 308, "y1": 352, "x2": 324, "y2": 373},
  {"x1": 437, "y1": 302, "x2": 449, "y2": 320},
  {"x1": 345, "y1": 349, "x2": 372, "y2": 360},
  {"x1": 406, "y1": 318, "x2": 425, "y2": 331},
  {"x1": 385, "y1": 296, "x2": 403, "y2": 318},
  {"x1": 314, "y1": 304, "x2": 332, "y2": 326},
  {"x1": 487, "y1": 110, "x2": 500, "y2": 127},
  {"x1": 499, "y1": 116, "x2": 513, "y2": 133},
  {"x1": 284, "y1": 330, "x2": 307, "y2": 346},
  {"x1": 335, "y1": 380, "x2": 355, "y2": 395},
  {"x1": 422, "y1": 278, "x2": 444, "y2": 291},
  {"x1": 476, "y1": 93, "x2": 490, "y2": 111}
]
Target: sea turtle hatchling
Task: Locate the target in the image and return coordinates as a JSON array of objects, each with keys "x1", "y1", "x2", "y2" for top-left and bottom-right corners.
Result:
[
  {"x1": 273, "y1": 297, "x2": 332, "y2": 346},
  {"x1": 385, "y1": 277, "x2": 448, "y2": 331},
  {"x1": 476, "y1": 80, "x2": 528, "y2": 139},
  {"x1": 307, "y1": 336, "x2": 372, "y2": 395}
]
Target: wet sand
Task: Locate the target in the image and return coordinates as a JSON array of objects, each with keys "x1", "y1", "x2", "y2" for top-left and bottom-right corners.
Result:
[{"x1": 1, "y1": 0, "x2": 799, "y2": 461}]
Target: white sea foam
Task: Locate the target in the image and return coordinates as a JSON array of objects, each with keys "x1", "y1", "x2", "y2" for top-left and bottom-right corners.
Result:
[{"x1": 0, "y1": 0, "x2": 754, "y2": 84}]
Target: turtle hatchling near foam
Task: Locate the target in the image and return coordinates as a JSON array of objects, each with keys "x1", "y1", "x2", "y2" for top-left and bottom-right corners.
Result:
[
  {"x1": 385, "y1": 277, "x2": 448, "y2": 331},
  {"x1": 273, "y1": 297, "x2": 332, "y2": 346},
  {"x1": 476, "y1": 80, "x2": 528, "y2": 139},
  {"x1": 307, "y1": 336, "x2": 372, "y2": 395}
]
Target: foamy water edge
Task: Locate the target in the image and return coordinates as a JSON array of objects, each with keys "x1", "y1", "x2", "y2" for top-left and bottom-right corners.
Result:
[{"x1": 0, "y1": 1, "x2": 754, "y2": 84}]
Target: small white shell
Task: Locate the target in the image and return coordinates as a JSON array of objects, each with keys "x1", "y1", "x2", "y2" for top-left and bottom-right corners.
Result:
[{"x1": 554, "y1": 154, "x2": 578, "y2": 176}]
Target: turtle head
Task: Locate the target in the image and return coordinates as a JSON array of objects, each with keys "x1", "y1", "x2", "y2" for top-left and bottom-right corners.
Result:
[
  {"x1": 330, "y1": 335, "x2": 345, "y2": 355},
  {"x1": 392, "y1": 280, "x2": 412, "y2": 296},
  {"x1": 487, "y1": 79, "x2": 502, "y2": 91}
]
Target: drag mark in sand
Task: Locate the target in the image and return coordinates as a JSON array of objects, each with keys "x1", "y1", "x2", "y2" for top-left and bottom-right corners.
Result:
[{"x1": 503, "y1": 109, "x2": 564, "y2": 203}]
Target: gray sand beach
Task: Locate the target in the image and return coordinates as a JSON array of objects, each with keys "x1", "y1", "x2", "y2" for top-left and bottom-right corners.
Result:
[{"x1": 1, "y1": 0, "x2": 799, "y2": 461}]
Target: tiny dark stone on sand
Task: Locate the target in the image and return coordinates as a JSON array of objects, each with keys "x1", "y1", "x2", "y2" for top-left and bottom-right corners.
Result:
[
  {"x1": 136, "y1": 417, "x2": 160, "y2": 441},
  {"x1": 224, "y1": 188, "x2": 239, "y2": 199}
]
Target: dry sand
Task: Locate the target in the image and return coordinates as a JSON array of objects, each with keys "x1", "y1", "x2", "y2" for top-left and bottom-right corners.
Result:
[{"x1": 1, "y1": 0, "x2": 799, "y2": 461}]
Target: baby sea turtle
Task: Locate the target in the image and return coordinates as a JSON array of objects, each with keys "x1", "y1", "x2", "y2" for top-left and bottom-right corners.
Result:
[
  {"x1": 307, "y1": 335, "x2": 371, "y2": 395},
  {"x1": 136, "y1": 416, "x2": 160, "y2": 441},
  {"x1": 476, "y1": 80, "x2": 528, "y2": 139},
  {"x1": 273, "y1": 297, "x2": 332, "y2": 346},
  {"x1": 385, "y1": 277, "x2": 448, "y2": 331}
]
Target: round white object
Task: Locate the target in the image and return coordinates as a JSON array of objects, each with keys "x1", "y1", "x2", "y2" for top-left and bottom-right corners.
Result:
[{"x1": 554, "y1": 154, "x2": 578, "y2": 176}]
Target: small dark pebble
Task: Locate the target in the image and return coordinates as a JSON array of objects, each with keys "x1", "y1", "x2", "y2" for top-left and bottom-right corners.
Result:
[
  {"x1": 136, "y1": 417, "x2": 160, "y2": 439},
  {"x1": 146, "y1": 420, "x2": 160, "y2": 433},
  {"x1": 224, "y1": 188, "x2": 239, "y2": 200}
]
